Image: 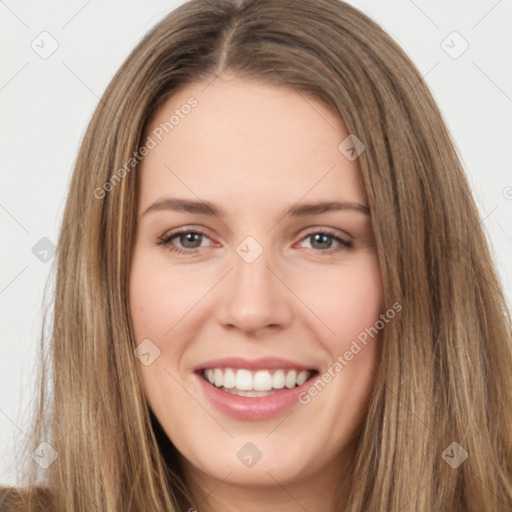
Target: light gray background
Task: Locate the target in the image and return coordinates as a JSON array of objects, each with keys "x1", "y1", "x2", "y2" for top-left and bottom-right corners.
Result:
[{"x1": 1, "y1": 0, "x2": 511, "y2": 485}]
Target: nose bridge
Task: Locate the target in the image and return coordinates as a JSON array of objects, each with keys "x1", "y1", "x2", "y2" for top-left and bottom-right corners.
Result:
[
  {"x1": 216, "y1": 234, "x2": 292, "y2": 332},
  {"x1": 234, "y1": 237, "x2": 273, "y2": 297}
]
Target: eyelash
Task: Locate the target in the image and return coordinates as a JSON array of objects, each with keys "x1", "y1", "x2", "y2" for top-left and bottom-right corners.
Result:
[{"x1": 157, "y1": 227, "x2": 353, "y2": 256}]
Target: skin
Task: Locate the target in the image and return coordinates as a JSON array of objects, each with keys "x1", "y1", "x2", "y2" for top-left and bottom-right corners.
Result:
[{"x1": 129, "y1": 74, "x2": 384, "y2": 512}]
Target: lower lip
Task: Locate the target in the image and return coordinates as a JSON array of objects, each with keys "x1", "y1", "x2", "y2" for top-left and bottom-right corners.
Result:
[{"x1": 195, "y1": 371, "x2": 316, "y2": 421}]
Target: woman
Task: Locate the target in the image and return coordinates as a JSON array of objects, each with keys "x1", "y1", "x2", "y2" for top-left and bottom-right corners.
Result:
[{"x1": 1, "y1": 0, "x2": 511, "y2": 510}]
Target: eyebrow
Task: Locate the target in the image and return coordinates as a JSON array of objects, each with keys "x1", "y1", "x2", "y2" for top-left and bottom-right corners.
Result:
[{"x1": 141, "y1": 197, "x2": 370, "y2": 219}]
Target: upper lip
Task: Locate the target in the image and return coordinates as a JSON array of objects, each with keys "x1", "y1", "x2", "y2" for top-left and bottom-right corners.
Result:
[{"x1": 194, "y1": 356, "x2": 317, "y2": 372}]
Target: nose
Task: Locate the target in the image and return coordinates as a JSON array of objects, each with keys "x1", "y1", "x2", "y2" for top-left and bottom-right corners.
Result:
[{"x1": 215, "y1": 244, "x2": 293, "y2": 336}]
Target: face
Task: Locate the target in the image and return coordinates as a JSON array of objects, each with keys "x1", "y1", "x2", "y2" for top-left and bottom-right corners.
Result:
[{"x1": 129, "y1": 74, "x2": 384, "y2": 503}]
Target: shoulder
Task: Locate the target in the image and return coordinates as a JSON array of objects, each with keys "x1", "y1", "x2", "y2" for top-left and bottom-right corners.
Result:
[{"x1": 0, "y1": 486, "x2": 53, "y2": 512}]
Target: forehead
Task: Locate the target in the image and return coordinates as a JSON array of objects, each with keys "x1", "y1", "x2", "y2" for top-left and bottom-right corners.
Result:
[{"x1": 138, "y1": 75, "x2": 367, "y2": 212}]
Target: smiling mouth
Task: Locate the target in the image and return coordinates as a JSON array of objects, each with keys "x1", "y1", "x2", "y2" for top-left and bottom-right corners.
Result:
[{"x1": 198, "y1": 367, "x2": 319, "y2": 397}]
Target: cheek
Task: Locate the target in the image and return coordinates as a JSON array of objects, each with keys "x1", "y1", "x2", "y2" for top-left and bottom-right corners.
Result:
[
  {"x1": 291, "y1": 261, "x2": 383, "y2": 440},
  {"x1": 298, "y1": 256, "x2": 384, "y2": 346},
  {"x1": 129, "y1": 256, "x2": 206, "y2": 343},
  {"x1": 129, "y1": 256, "x2": 201, "y2": 423}
]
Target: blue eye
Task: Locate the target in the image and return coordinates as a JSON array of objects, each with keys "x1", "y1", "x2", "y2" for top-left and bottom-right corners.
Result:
[{"x1": 157, "y1": 228, "x2": 353, "y2": 256}]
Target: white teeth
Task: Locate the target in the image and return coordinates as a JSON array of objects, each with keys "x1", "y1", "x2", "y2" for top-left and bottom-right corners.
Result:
[
  {"x1": 272, "y1": 369, "x2": 285, "y2": 389},
  {"x1": 285, "y1": 369, "x2": 297, "y2": 389},
  {"x1": 225, "y1": 388, "x2": 278, "y2": 397},
  {"x1": 223, "y1": 368, "x2": 236, "y2": 389},
  {"x1": 214, "y1": 368, "x2": 223, "y2": 387},
  {"x1": 235, "y1": 369, "x2": 253, "y2": 390},
  {"x1": 296, "y1": 370, "x2": 309, "y2": 386},
  {"x1": 202, "y1": 367, "x2": 313, "y2": 392},
  {"x1": 253, "y1": 370, "x2": 272, "y2": 391}
]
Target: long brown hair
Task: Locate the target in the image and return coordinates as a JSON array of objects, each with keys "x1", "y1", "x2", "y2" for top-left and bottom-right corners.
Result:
[{"x1": 2, "y1": 0, "x2": 512, "y2": 510}]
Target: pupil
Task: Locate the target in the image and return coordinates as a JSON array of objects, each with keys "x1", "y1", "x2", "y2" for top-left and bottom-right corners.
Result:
[
  {"x1": 182, "y1": 233, "x2": 200, "y2": 248},
  {"x1": 312, "y1": 234, "x2": 331, "y2": 249}
]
